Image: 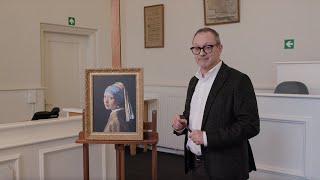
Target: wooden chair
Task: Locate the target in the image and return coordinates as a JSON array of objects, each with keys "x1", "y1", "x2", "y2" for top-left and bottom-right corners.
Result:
[
  {"x1": 143, "y1": 109, "x2": 157, "y2": 133},
  {"x1": 128, "y1": 110, "x2": 158, "y2": 180},
  {"x1": 130, "y1": 110, "x2": 157, "y2": 155}
]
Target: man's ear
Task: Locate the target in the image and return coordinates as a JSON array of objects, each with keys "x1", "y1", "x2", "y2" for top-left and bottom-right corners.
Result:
[{"x1": 218, "y1": 44, "x2": 223, "y2": 52}]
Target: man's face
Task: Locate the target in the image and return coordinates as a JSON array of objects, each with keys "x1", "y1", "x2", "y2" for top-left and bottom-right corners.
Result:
[{"x1": 192, "y1": 32, "x2": 222, "y2": 74}]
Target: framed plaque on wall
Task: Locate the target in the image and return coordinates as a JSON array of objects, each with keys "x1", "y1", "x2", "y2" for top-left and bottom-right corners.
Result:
[
  {"x1": 144, "y1": 4, "x2": 164, "y2": 48},
  {"x1": 204, "y1": 0, "x2": 240, "y2": 25}
]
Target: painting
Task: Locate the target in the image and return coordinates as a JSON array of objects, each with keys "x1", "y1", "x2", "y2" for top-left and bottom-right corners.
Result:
[
  {"x1": 84, "y1": 68, "x2": 143, "y2": 141},
  {"x1": 204, "y1": 0, "x2": 240, "y2": 25}
]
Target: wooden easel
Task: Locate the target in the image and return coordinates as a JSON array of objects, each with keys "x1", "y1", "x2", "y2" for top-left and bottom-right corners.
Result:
[
  {"x1": 75, "y1": 125, "x2": 158, "y2": 180},
  {"x1": 76, "y1": 110, "x2": 158, "y2": 180},
  {"x1": 75, "y1": 1, "x2": 158, "y2": 179}
]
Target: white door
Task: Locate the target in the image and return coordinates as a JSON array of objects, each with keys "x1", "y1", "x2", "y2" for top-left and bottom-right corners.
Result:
[{"x1": 43, "y1": 32, "x2": 88, "y2": 115}]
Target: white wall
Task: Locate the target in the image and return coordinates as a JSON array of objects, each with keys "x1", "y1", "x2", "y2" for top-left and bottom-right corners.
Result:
[
  {"x1": 1, "y1": 0, "x2": 319, "y2": 123},
  {"x1": 121, "y1": 0, "x2": 320, "y2": 90},
  {"x1": 0, "y1": 0, "x2": 111, "y2": 90}
]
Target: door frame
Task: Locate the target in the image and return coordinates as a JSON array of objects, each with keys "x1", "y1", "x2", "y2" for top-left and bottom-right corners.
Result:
[{"x1": 40, "y1": 23, "x2": 97, "y2": 111}]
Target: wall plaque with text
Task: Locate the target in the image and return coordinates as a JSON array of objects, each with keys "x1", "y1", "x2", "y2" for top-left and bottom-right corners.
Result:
[{"x1": 144, "y1": 4, "x2": 164, "y2": 48}]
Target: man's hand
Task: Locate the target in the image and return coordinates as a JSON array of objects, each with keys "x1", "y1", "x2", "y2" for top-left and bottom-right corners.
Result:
[
  {"x1": 172, "y1": 114, "x2": 187, "y2": 131},
  {"x1": 189, "y1": 130, "x2": 204, "y2": 145}
]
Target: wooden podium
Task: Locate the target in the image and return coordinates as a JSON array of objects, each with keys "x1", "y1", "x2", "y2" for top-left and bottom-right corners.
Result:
[{"x1": 75, "y1": 111, "x2": 159, "y2": 180}]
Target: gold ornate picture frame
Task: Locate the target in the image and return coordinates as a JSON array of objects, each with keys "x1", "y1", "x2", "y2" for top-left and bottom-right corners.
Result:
[
  {"x1": 84, "y1": 68, "x2": 143, "y2": 141},
  {"x1": 204, "y1": 0, "x2": 240, "y2": 25}
]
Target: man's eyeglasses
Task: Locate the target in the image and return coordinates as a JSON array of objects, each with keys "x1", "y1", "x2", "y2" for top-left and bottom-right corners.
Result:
[{"x1": 190, "y1": 44, "x2": 219, "y2": 55}]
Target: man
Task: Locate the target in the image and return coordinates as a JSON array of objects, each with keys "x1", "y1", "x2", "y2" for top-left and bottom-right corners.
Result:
[{"x1": 172, "y1": 27, "x2": 260, "y2": 180}]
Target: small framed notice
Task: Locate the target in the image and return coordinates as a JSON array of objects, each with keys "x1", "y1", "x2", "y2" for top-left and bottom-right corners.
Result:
[
  {"x1": 204, "y1": 0, "x2": 240, "y2": 25},
  {"x1": 144, "y1": 4, "x2": 164, "y2": 48}
]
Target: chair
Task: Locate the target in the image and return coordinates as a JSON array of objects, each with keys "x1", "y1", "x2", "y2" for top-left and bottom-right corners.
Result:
[
  {"x1": 143, "y1": 110, "x2": 157, "y2": 133},
  {"x1": 32, "y1": 107, "x2": 60, "y2": 120},
  {"x1": 130, "y1": 110, "x2": 157, "y2": 155},
  {"x1": 274, "y1": 81, "x2": 309, "y2": 94},
  {"x1": 127, "y1": 110, "x2": 158, "y2": 179}
]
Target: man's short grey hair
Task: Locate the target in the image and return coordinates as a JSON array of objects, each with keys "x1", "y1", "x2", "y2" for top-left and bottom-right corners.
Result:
[{"x1": 193, "y1": 27, "x2": 221, "y2": 44}]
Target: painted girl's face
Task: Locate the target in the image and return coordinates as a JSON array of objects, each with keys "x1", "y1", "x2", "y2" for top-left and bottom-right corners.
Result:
[{"x1": 104, "y1": 92, "x2": 118, "y2": 110}]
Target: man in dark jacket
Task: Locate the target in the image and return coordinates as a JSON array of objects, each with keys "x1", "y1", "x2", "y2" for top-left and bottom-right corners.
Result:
[{"x1": 172, "y1": 27, "x2": 260, "y2": 180}]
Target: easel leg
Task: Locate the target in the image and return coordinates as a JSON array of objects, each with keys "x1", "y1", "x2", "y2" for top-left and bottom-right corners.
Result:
[
  {"x1": 115, "y1": 144, "x2": 125, "y2": 180},
  {"x1": 152, "y1": 144, "x2": 157, "y2": 180},
  {"x1": 83, "y1": 143, "x2": 89, "y2": 180},
  {"x1": 130, "y1": 143, "x2": 136, "y2": 156},
  {"x1": 143, "y1": 144, "x2": 148, "y2": 152}
]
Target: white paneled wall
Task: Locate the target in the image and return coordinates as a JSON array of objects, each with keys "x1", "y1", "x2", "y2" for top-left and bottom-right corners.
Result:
[
  {"x1": 0, "y1": 116, "x2": 116, "y2": 180},
  {"x1": 39, "y1": 143, "x2": 83, "y2": 180},
  {"x1": 165, "y1": 95, "x2": 185, "y2": 150},
  {"x1": 252, "y1": 115, "x2": 309, "y2": 177},
  {"x1": 0, "y1": 154, "x2": 20, "y2": 180},
  {"x1": 145, "y1": 86, "x2": 187, "y2": 154}
]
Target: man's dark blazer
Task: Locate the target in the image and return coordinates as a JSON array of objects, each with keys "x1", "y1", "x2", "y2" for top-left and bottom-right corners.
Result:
[{"x1": 179, "y1": 62, "x2": 260, "y2": 180}]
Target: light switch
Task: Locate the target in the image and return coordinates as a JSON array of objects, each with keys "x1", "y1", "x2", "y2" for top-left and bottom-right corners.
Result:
[{"x1": 27, "y1": 90, "x2": 36, "y2": 104}]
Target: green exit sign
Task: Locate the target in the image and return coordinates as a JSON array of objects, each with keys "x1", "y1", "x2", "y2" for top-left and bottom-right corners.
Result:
[
  {"x1": 284, "y1": 39, "x2": 294, "y2": 49},
  {"x1": 68, "y1": 17, "x2": 75, "y2": 26}
]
